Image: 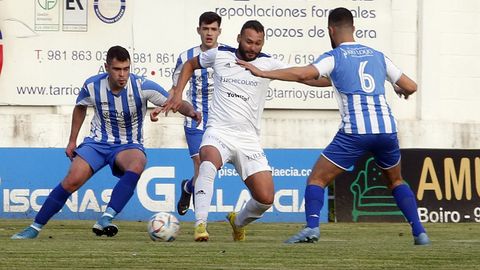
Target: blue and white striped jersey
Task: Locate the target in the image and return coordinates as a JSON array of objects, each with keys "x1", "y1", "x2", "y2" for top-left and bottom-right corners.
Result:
[
  {"x1": 76, "y1": 73, "x2": 168, "y2": 145},
  {"x1": 313, "y1": 42, "x2": 402, "y2": 134},
  {"x1": 173, "y1": 45, "x2": 218, "y2": 130}
]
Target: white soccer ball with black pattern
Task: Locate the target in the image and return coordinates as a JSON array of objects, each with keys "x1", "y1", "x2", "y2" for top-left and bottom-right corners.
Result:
[{"x1": 147, "y1": 212, "x2": 180, "y2": 242}]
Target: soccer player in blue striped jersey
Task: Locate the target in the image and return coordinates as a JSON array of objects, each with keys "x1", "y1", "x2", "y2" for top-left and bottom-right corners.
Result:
[
  {"x1": 11, "y1": 46, "x2": 201, "y2": 239},
  {"x1": 172, "y1": 12, "x2": 222, "y2": 216},
  {"x1": 238, "y1": 7, "x2": 430, "y2": 245}
]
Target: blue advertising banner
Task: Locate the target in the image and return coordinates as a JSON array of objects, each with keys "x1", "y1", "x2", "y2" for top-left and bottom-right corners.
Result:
[{"x1": 0, "y1": 148, "x2": 328, "y2": 223}]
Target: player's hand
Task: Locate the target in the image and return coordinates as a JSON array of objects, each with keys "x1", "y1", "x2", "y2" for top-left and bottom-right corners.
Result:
[
  {"x1": 150, "y1": 107, "x2": 163, "y2": 122},
  {"x1": 393, "y1": 84, "x2": 411, "y2": 100},
  {"x1": 162, "y1": 88, "x2": 183, "y2": 116},
  {"x1": 190, "y1": 111, "x2": 202, "y2": 127},
  {"x1": 236, "y1": 59, "x2": 264, "y2": 77},
  {"x1": 65, "y1": 141, "x2": 77, "y2": 161}
]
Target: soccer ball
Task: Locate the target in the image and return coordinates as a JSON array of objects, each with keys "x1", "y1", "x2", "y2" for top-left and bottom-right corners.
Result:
[{"x1": 147, "y1": 212, "x2": 180, "y2": 242}]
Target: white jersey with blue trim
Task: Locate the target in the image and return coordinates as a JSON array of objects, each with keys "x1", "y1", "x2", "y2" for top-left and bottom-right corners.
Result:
[
  {"x1": 198, "y1": 45, "x2": 286, "y2": 136},
  {"x1": 76, "y1": 73, "x2": 168, "y2": 145},
  {"x1": 173, "y1": 45, "x2": 220, "y2": 130},
  {"x1": 312, "y1": 42, "x2": 403, "y2": 134}
]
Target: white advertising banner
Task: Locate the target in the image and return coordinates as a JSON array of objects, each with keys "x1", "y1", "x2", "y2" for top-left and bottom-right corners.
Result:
[{"x1": 0, "y1": 0, "x2": 391, "y2": 108}]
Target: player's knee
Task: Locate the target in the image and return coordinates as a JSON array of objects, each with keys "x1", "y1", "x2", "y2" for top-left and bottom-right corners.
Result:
[
  {"x1": 264, "y1": 192, "x2": 275, "y2": 205},
  {"x1": 126, "y1": 163, "x2": 145, "y2": 174},
  {"x1": 121, "y1": 157, "x2": 146, "y2": 174},
  {"x1": 63, "y1": 167, "x2": 91, "y2": 191},
  {"x1": 259, "y1": 197, "x2": 274, "y2": 206},
  {"x1": 61, "y1": 177, "x2": 83, "y2": 193},
  {"x1": 307, "y1": 175, "x2": 330, "y2": 187},
  {"x1": 387, "y1": 179, "x2": 404, "y2": 190}
]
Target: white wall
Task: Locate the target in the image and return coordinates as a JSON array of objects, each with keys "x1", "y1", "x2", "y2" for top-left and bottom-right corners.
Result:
[
  {"x1": 418, "y1": 0, "x2": 480, "y2": 123},
  {"x1": 1, "y1": 0, "x2": 479, "y2": 149}
]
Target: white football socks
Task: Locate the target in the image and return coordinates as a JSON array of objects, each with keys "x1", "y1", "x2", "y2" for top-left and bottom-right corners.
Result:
[
  {"x1": 194, "y1": 161, "x2": 217, "y2": 226},
  {"x1": 235, "y1": 198, "x2": 272, "y2": 227}
]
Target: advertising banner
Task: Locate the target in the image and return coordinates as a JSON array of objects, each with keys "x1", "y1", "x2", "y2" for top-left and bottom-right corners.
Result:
[
  {"x1": 0, "y1": 0, "x2": 391, "y2": 108},
  {"x1": 335, "y1": 149, "x2": 480, "y2": 223},
  {"x1": 0, "y1": 148, "x2": 328, "y2": 223}
]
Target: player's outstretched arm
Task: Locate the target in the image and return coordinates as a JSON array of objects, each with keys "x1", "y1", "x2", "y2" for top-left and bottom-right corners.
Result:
[
  {"x1": 163, "y1": 58, "x2": 201, "y2": 114},
  {"x1": 148, "y1": 85, "x2": 199, "y2": 120},
  {"x1": 66, "y1": 105, "x2": 87, "y2": 160},
  {"x1": 151, "y1": 101, "x2": 201, "y2": 125},
  {"x1": 166, "y1": 88, "x2": 174, "y2": 103},
  {"x1": 302, "y1": 77, "x2": 331, "y2": 87},
  {"x1": 151, "y1": 88, "x2": 174, "y2": 119},
  {"x1": 178, "y1": 101, "x2": 202, "y2": 126},
  {"x1": 393, "y1": 74, "x2": 417, "y2": 99},
  {"x1": 237, "y1": 59, "x2": 319, "y2": 82}
]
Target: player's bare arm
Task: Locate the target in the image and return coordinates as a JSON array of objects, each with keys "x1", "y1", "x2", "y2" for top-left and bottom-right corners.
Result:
[
  {"x1": 150, "y1": 101, "x2": 202, "y2": 126},
  {"x1": 302, "y1": 77, "x2": 331, "y2": 87},
  {"x1": 166, "y1": 87, "x2": 174, "y2": 103},
  {"x1": 237, "y1": 59, "x2": 320, "y2": 82},
  {"x1": 149, "y1": 87, "x2": 176, "y2": 121},
  {"x1": 163, "y1": 57, "x2": 202, "y2": 114},
  {"x1": 393, "y1": 74, "x2": 417, "y2": 99},
  {"x1": 236, "y1": 59, "x2": 265, "y2": 77},
  {"x1": 178, "y1": 101, "x2": 202, "y2": 126},
  {"x1": 65, "y1": 105, "x2": 87, "y2": 160}
]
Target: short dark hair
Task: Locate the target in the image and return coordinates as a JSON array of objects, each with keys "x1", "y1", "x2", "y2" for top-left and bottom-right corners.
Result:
[
  {"x1": 199, "y1": 11, "x2": 221, "y2": 27},
  {"x1": 106, "y1": 46, "x2": 130, "y2": 64},
  {"x1": 240, "y1": 20, "x2": 264, "y2": 35},
  {"x1": 328, "y1": 7, "x2": 354, "y2": 28}
]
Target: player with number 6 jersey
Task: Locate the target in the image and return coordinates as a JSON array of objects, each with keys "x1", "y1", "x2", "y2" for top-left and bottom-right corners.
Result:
[
  {"x1": 237, "y1": 7, "x2": 430, "y2": 246},
  {"x1": 313, "y1": 43, "x2": 400, "y2": 134}
]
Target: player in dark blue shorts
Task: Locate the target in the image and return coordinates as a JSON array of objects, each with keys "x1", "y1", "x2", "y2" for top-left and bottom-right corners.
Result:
[
  {"x1": 12, "y1": 46, "x2": 201, "y2": 239},
  {"x1": 171, "y1": 12, "x2": 222, "y2": 216},
  {"x1": 239, "y1": 7, "x2": 430, "y2": 245}
]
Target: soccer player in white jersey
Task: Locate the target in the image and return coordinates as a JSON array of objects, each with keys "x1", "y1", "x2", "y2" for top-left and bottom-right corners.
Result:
[
  {"x1": 238, "y1": 7, "x2": 430, "y2": 245},
  {"x1": 173, "y1": 12, "x2": 222, "y2": 216},
  {"x1": 159, "y1": 20, "x2": 288, "y2": 242},
  {"x1": 11, "y1": 46, "x2": 201, "y2": 239}
]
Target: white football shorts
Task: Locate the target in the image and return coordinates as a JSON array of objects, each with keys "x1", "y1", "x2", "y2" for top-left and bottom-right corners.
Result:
[{"x1": 200, "y1": 127, "x2": 271, "y2": 180}]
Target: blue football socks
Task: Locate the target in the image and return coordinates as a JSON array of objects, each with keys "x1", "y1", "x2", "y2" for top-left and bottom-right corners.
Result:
[
  {"x1": 305, "y1": 185, "x2": 325, "y2": 229},
  {"x1": 34, "y1": 183, "x2": 71, "y2": 226},
  {"x1": 392, "y1": 184, "x2": 426, "y2": 237},
  {"x1": 107, "y1": 171, "x2": 140, "y2": 213}
]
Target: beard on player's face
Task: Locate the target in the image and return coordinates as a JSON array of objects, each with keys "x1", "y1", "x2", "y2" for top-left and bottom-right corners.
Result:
[
  {"x1": 329, "y1": 34, "x2": 337, "y2": 49},
  {"x1": 237, "y1": 44, "x2": 260, "y2": 62}
]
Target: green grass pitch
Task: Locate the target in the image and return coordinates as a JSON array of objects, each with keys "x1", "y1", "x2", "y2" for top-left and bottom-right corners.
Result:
[{"x1": 1, "y1": 219, "x2": 479, "y2": 269}]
